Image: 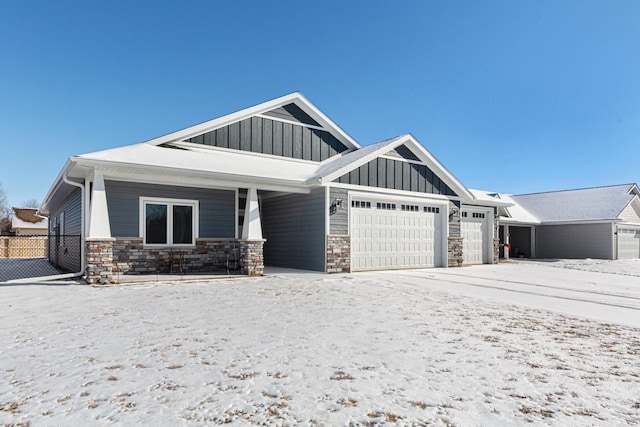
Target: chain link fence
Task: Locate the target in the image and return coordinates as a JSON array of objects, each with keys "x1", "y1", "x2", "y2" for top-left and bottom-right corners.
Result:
[{"x1": 0, "y1": 235, "x2": 81, "y2": 282}]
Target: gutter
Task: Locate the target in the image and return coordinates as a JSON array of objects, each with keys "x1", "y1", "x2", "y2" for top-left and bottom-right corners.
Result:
[{"x1": 7, "y1": 172, "x2": 86, "y2": 284}]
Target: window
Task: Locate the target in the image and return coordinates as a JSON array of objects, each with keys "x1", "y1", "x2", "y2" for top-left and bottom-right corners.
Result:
[
  {"x1": 376, "y1": 202, "x2": 396, "y2": 210},
  {"x1": 140, "y1": 197, "x2": 198, "y2": 246},
  {"x1": 351, "y1": 200, "x2": 372, "y2": 208},
  {"x1": 401, "y1": 204, "x2": 419, "y2": 212},
  {"x1": 424, "y1": 206, "x2": 440, "y2": 214}
]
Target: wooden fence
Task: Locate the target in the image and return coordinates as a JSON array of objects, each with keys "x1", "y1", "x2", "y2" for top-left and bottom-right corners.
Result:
[{"x1": 0, "y1": 236, "x2": 48, "y2": 259}]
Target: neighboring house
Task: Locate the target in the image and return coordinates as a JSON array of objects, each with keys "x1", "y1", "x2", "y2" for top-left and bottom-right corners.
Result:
[
  {"x1": 41, "y1": 92, "x2": 506, "y2": 284},
  {"x1": 11, "y1": 207, "x2": 48, "y2": 235},
  {"x1": 474, "y1": 184, "x2": 640, "y2": 260}
]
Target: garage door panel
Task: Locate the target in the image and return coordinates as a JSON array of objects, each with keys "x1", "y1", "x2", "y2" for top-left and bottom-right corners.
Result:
[
  {"x1": 617, "y1": 228, "x2": 640, "y2": 259},
  {"x1": 351, "y1": 200, "x2": 443, "y2": 271},
  {"x1": 461, "y1": 212, "x2": 490, "y2": 265}
]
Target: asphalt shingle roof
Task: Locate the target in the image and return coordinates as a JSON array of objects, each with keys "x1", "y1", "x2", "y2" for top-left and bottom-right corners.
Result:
[{"x1": 511, "y1": 184, "x2": 636, "y2": 223}]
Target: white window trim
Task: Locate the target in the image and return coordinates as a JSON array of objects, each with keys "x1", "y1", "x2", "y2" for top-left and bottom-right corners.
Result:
[{"x1": 139, "y1": 197, "x2": 199, "y2": 247}]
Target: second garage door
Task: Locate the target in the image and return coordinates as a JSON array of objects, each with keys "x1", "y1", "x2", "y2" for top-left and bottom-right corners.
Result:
[
  {"x1": 351, "y1": 199, "x2": 444, "y2": 271},
  {"x1": 617, "y1": 227, "x2": 640, "y2": 259},
  {"x1": 461, "y1": 209, "x2": 491, "y2": 265}
]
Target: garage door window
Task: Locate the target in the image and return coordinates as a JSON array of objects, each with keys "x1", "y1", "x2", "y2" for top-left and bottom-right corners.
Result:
[
  {"x1": 352, "y1": 200, "x2": 372, "y2": 208},
  {"x1": 377, "y1": 202, "x2": 396, "y2": 210}
]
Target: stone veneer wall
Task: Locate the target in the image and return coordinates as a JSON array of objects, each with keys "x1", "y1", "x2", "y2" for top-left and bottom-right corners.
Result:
[
  {"x1": 112, "y1": 238, "x2": 243, "y2": 276},
  {"x1": 86, "y1": 238, "x2": 115, "y2": 285},
  {"x1": 448, "y1": 237, "x2": 463, "y2": 267},
  {"x1": 238, "y1": 240, "x2": 265, "y2": 276},
  {"x1": 326, "y1": 235, "x2": 350, "y2": 273},
  {"x1": 493, "y1": 238, "x2": 500, "y2": 264}
]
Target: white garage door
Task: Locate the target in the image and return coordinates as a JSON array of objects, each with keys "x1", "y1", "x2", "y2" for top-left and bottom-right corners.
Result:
[
  {"x1": 461, "y1": 210, "x2": 490, "y2": 265},
  {"x1": 351, "y1": 199, "x2": 443, "y2": 271},
  {"x1": 617, "y1": 228, "x2": 640, "y2": 259}
]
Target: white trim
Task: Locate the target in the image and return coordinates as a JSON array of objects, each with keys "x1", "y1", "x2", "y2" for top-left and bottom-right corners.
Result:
[
  {"x1": 328, "y1": 182, "x2": 457, "y2": 202},
  {"x1": 324, "y1": 186, "x2": 330, "y2": 272},
  {"x1": 170, "y1": 141, "x2": 322, "y2": 166},
  {"x1": 255, "y1": 114, "x2": 327, "y2": 131},
  {"x1": 139, "y1": 196, "x2": 199, "y2": 247},
  {"x1": 95, "y1": 169, "x2": 310, "y2": 194},
  {"x1": 143, "y1": 92, "x2": 360, "y2": 150},
  {"x1": 234, "y1": 188, "x2": 239, "y2": 239}
]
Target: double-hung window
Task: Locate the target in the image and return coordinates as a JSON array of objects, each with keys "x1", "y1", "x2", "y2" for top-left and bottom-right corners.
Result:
[{"x1": 140, "y1": 197, "x2": 198, "y2": 246}]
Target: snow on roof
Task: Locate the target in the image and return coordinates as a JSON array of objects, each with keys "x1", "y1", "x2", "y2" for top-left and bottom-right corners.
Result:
[
  {"x1": 74, "y1": 143, "x2": 317, "y2": 184},
  {"x1": 511, "y1": 184, "x2": 637, "y2": 223},
  {"x1": 11, "y1": 208, "x2": 48, "y2": 230},
  {"x1": 309, "y1": 136, "x2": 406, "y2": 182}
]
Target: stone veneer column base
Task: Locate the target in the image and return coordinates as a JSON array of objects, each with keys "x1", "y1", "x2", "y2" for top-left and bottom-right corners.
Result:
[
  {"x1": 327, "y1": 235, "x2": 350, "y2": 273},
  {"x1": 86, "y1": 238, "x2": 115, "y2": 285},
  {"x1": 448, "y1": 237, "x2": 464, "y2": 267},
  {"x1": 238, "y1": 239, "x2": 265, "y2": 276},
  {"x1": 493, "y1": 238, "x2": 500, "y2": 264}
]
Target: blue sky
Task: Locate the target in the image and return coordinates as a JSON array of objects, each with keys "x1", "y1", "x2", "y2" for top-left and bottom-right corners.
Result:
[{"x1": 1, "y1": 1, "x2": 639, "y2": 207}]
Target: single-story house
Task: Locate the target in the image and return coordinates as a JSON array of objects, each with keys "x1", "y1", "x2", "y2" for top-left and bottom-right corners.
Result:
[
  {"x1": 474, "y1": 184, "x2": 640, "y2": 260},
  {"x1": 11, "y1": 207, "x2": 48, "y2": 235},
  {"x1": 41, "y1": 93, "x2": 507, "y2": 284}
]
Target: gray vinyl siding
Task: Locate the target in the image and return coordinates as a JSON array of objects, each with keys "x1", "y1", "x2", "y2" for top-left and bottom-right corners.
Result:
[
  {"x1": 262, "y1": 103, "x2": 321, "y2": 126},
  {"x1": 261, "y1": 188, "x2": 326, "y2": 271},
  {"x1": 186, "y1": 116, "x2": 348, "y2": 161},
  {"x1": 335, "y1": 157, "x2": 457, "y2": 196},
  {"x1": 329, "y1": 187, "x2": 349, "y2": 235},
  {"x1": 48, "y1": 187, "x2": 82, "y2": 272},
  {"x1": 104, "y1": 180, "x2": 235, "y2": 238},
  {"x1": 449, "y1": 200, "x2": 461, "y2": 237},
  {"x1": 536, "y1": 223, "x2": 614, "y2": 259}
]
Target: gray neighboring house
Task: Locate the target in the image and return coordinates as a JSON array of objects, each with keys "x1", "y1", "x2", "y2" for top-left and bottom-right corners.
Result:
[
  {"x1": 475, "y1": 184, "x2": 640, "y2": 260},
  {"x1": 41, "y1": 92, "x2": 506, "y2": 284}
]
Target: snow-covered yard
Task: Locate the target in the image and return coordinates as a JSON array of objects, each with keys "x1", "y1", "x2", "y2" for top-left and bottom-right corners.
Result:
[{"x1": 1, "y1": 261, "x2": 639, "y2": 426}]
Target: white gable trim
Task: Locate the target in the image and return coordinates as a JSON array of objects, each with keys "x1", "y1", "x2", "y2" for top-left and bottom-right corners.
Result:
[
  {"x1": 318, "y1": 134, "x2": 474, "y2": 200},
  {"x1": 143, "y1": 92, "x2": 360, "y2": 151}
]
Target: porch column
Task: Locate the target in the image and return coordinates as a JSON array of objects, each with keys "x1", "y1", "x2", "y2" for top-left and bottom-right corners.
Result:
[
  {"x1": 504, "y1": 225, "x2": 510, "y2": 259},
  {"x1": 86, "y1": 171, "x2": 114, "y2": 285},
  {"x1": 241, "y1": 187, "x2": 262, "y2": 239},
  {"x1": 530, "y1": 227, "x2": 536, "y2": 258}
]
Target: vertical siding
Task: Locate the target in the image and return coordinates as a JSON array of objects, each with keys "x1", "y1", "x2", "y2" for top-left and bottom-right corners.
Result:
[
  {"x1": 48, "y1": 187, "x2": 82, "y2": 272},
  {"x1": 261, "y1": 188, "x2": 326, "y2": 271},
  {"x1": 329, "y1": 187, "x2": 349, "y2": 235},
  {"x1": 186, "y1": 117, "x2": 348, "y2": 161},
  {"x1": 333, "y1": 157, "x2": 457, "y2": 196},
  {"x1": 536, "y1": 223, "x2": 614, "y2": 259},
  {"x1": 104, "y1": 181, "x2": 235, "y2": 238}
]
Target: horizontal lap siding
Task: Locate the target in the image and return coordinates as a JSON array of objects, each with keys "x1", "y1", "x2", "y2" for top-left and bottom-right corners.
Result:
[
  {"x1": 329, "y1": 187, "x2": 349, "y2": 235},
  {"x1": 105, "y1": 181, "x2": 235, "y2": 238},
  {"x1": 261, "y1": 188, "x2": 326, "y2": 271},
  {"x1": 49, "y1": 188, "x2": 82, "y2": 272},
  {"x1": 536, "y1": 223, "x2": 614, "y2": 259},
  {"x1": 187, "y1": 117, "x2": 348, "y2": 161}
]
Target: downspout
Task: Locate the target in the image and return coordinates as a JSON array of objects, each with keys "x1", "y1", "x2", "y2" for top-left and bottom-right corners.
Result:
[{"x1": 7, "y1": 172, "x2": 85, "y2": 283}]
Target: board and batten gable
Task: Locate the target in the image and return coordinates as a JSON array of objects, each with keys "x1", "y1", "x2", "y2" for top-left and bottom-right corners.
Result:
[
  {"x1": 185, "y1": 115, "x2": 348, "y2": 162},
  {"x1": 261, "y1": 188, "x2": 326, "y2": 271},
  {"x1": 535, "y1": 223, "x2": 614, "y2": 259},
  {"x1": 104, "y1": 180, "x2": 235, "y2": 238},
  {"x1": 334, "y1": 157, "x2": 457, "y2": 197}
]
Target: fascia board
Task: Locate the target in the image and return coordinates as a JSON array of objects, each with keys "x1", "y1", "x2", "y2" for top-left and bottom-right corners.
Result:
[
  {"x1": 143, "y1": 92, "x2": 360, "y2": 150},
  {"x1": 397, "y1": 135, "x2": 476, "y2": 201},
  {"x1": 538, "y1": 219, "x2": 619, "y2": 226},
  {"x1": 463, "y1": 198, "x2": 513, "y2": 208},
  {"x1": 327, "y1": 182, "x2": 456, "y2": 202},
  {"x1": 293, "y1": 92, "x2": 361, "y2": 149},
  {"x1": 40, "y1": 158, "x2": 74, "y2": 214},
  {"x1": 74, "y1": 158, "x2": 311, "y2": 193}
]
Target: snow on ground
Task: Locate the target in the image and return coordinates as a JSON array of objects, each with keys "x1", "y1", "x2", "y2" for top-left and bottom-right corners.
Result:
[
  {"x1": 1, "y1": 264, "x2": 639, "y2": 426},
  {"x1": 520, "y1": 258, "x2": 640, "y2": 277}
]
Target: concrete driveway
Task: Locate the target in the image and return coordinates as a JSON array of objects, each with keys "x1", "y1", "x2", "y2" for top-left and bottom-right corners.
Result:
[{"x1": 359, "y1": 260, "x2": 640, "y2": 328}]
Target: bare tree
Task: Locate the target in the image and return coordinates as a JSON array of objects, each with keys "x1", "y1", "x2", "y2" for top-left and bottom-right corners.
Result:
[
  {"x1": 22, "y1": 198, "x2": 40, "y2": 209},
  {"x1": 0, "y1": 183, "x2": 10, "y2": 234}
]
